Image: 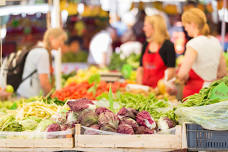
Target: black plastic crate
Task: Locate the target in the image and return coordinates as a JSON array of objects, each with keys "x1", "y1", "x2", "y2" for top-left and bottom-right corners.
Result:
[{"x1": 186, "y1": 124, "x2": 228, "y2": 151}]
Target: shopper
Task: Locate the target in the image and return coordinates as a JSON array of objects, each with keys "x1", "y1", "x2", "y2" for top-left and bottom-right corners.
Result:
[
  {"x1": 87, "y1": 26, "x2": 117, "y2": 67},
  {"x1": 17, "y1": 28, "x2": 67, "y2": 98},
  {"x1": 178, "y1": 8, "x2": 227, "y2": 98},
  {"x1": 136, "y1": 14, "x2": 176, "y2": 88}
]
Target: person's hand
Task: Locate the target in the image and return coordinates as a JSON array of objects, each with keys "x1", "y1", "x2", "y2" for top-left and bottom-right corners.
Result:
[
  {"x1": 0, "y1": 89, "x2": 12, "y2": 101},
  {"x1": 136, "y1": 67, "x2": 143, "y2": 84},
  {"x1": 164, "y1": 78, "x2": 177, "y2": 96},
  {"x1": 166, "y1": 85, "x2": 177, "y2": 96}
]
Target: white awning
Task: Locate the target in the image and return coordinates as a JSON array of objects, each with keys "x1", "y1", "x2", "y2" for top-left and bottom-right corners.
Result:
[{"x1": 0, "y1": 4, "x2": 50, "y2": 16}]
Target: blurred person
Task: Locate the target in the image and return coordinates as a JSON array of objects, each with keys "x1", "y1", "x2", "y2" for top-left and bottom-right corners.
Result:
[
  {"x1": 132, "y1": 10, "x2": 146, "y2": 43},
  {"x1": 136, "y1": 14, "x2": 176, "y2": 89},
  {"x1": 87, "y1": 26, "x2": 117, "y2": 67},
  {"x1": 119, "y1": 29, "x2": 142, "y2": 58},
  {"x1": 178, "y1": 8, "x2": 227, "y2": 98},
  {"x1": 17, "y1": 28, "x2": 67, "y2": 98},
  {"x1": 62, "y1": 36, "x2": 88, "y2": 63},
  {"x1": 111, "y1": 15, "x2": 128, "y2": 37}
]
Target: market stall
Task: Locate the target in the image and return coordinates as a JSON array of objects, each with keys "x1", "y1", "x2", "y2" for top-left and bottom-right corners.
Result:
[{"x1": 0, "y1": 0, "x2": 228, "y2": 151}]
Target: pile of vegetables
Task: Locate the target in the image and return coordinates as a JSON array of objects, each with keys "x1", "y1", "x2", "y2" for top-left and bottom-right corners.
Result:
[
  {"x1": 174, "y1": 76, "x2": 228, "y2": 130},
  {"x1": 65, "y1": 66, "x2": 102, "y2": 86},
  {"x1": 97, "y1": 92, "x2": 177, "y2": 122},
  {"x1": 64, "y1": 98, "x2": 176, "y2": 135},
  {"x1": 52, "y1": 81, "x2": 127, "y2": 101},
  {"x1": 180, "y1": 76, "x2": 228, "y2": 107},
  {"x1": 108, "y1": 52, "x2": 140, "y2": 71},
  {"x1": 62, "y1": 51, "x2": 88, "y2": 63},
  {"x1": 0, "y1": 100, "x2": 65, "y2": 132}
]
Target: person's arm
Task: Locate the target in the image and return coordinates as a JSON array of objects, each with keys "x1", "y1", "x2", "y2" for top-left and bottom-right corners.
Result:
[
  {"x1": 37, "y1": 49, "x2": 52, "y2": 95},
  {"x1": 177, "y1": 46, "x2": 198, "y2": 83},
  {"x1": 136, "y1": 42, "x2": 147, "y2": 84},
  {"x1": 102, "y1": 52, "x2": 107, "y2": 67},
  {"x1": 136, "y1": 67, "x2": 143, "y2": 84},
  {"x1": 161, "y1": 40, "x2": 176, "y2": 81},
  {"x1": 166, "y1": 68, "x2": 176, "y2": 80},
  {"x1": 217, "y1": 52, "x2": 227, "y2": 79},
  {"x1": 39, "y1": 74, "x2": 52, "y2": 95}
]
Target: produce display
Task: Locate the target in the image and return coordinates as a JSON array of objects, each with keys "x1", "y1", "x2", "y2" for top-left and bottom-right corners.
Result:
[
  {"x1": 175, "y1": 76, "x2": 228, "y2": 130},
  {"x1": 0, "y1": 100, "x2": 63, "y2": 132},
  {"x1": 0, "y1": 61, "x2": 226, "y2": 150},
  {"x1": 180, "y1": 76, "x2": 228, "y2": 107},
  {"x1": 64, "y1": 66, "x2": 102, "y2": 86},
  {"x1": 62, "y1": 51, "x2": 88, "y2": 63},
  {"x1": 108, "y1": 52, "x2": 140, "y2": 72},
  {"x1": 63, "y1": 98, "x2": 176, "y2": 135},
  {"x1": 52, "y1": 81, "x2": 127, "y2": 101},
  {"x1": 97, "y1": 92, "x2": 177, "y2": 122}
]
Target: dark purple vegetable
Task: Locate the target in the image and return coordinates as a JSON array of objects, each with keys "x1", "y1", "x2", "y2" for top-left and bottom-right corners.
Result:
[
  {"x1": 46, "y1": 123, "x2": 62, "y2": 139},
  {"x1": 117, "y1": 107, "x2": 138, "y2": 119},
  {"x1": 100, "y1": 124, "x2": 117, "y2": 132},
  {"x1": 95, "y1": 107, "x2": 111, "y2": 116},
  {"x1": 46, "y1": 123, "x2": 61, "y2": 132},
  {"x1": 98, "y1": 111, "x2": 119, "y2": 130},
  {"x1": 157, "y1": 117, "x2": 176, "y2": 130},
  {"x1": 117, "y1": 124, "x2": 134, "y2": 134},
  {"x1": 120, "y1": 118, "x2": 138, "y2": 131},
  {"x1": 78, "y1": 110, "x2": 98, "y2": 127},
  {"x1": 136, "y1": 111, "x2": 156, "y2": 129},
  {"x1": 135, "y1": 126, "x2": 155, "y2": 134},
  {"x1": 67, "y1": 98, "x2": 95, "y2": 112}
]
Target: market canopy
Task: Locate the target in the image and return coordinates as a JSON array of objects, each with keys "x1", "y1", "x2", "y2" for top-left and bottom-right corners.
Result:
[{"x1": 0, "y1": 4, "x2": 50, "y2": 16}]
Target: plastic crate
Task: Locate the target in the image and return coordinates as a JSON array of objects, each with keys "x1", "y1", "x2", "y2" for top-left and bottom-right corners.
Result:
[{"x1": 186, "y1": 123, "x2": 228, "y2": 151}]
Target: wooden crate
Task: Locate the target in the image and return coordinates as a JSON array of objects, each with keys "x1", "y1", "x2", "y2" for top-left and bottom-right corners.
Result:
[
  {"x1": 0, "y1": 138, "x2": 73, "y2": 148},
  {"x1": 0, "y1": 131, "x2": 74, "y2": 148},
  {"x1": 75, "y1": 124, "x2": 182, "y2": 150}
]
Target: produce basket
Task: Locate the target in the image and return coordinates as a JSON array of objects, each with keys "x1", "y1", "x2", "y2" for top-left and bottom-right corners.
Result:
[
  {"x1": 74, "y1": 124, "x2": 182, "y2": 150},
  {"x1": 184, "y1": 123, "x2": 228, "y2": 151},
  {"x1": 0, "y1": 129, "x2": 74, "y2": 148}
]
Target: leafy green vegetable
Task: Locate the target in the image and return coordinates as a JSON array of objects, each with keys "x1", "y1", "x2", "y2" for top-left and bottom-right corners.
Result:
[
  {"x1": 20, "y1": 118, "x2": 39, "y2": 131},
  {"x1": 35, "y1": 119, "x2": 54, "y2": 132},
  {"x1": 43, "y1": 96, "x2": 65, "y2": 106},
  {"x1": 108, "y1": 52, "x2": 140, "y2": 71},
  {"x1": 0, "y1": 115, "x2": 23, "y2": 131},
  {"x1": 181, "y1": 76, "x2": 228, "y2": 107},
  {"x1": 9, "y1": 102, "x2": 17, "y2": 110},
  {"x1": 88, "y1": 74, "x2": 101, "y2": 96},
  {"x1": 97, "y1": 92, "x2": 175, "y2": 121},
  {"x1": 108, "y1": 86, "x2": 114, "y2": 112}
]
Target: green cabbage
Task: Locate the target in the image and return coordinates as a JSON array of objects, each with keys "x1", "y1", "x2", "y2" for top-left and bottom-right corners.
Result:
[
  {"x1": 36, "y1": 119, "x2": 54, "y2": 132},
  {"x1": 20, "y1": 117, "x2": 40, "y2": 131}
]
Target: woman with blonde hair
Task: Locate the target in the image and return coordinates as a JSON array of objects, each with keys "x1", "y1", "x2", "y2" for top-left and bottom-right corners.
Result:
[
  {"x1": 178, "y1": 8, "x2": 227, "y2": 98},
  {"x1": 17, "y1": 28, "x2": 67, "y2": 98},
  {"x1": 136, "y1": 14, "x2": 176, "y2": 88}
]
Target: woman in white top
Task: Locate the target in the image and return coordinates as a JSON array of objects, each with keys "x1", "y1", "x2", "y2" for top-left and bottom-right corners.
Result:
[
  {"x1": 17, "y1": 28, "x2": 67, "y2": 98},
  {"x1": 178, "y1": 8, "x2": 227, "y2": 98}
]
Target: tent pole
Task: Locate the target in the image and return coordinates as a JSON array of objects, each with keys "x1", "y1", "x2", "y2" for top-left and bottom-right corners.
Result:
[
  {"x1": 221, "y1": 0, "x2": 226, "y2": 51},
  {"x1": 52, "y1": 0, "x2": 62, "y2": 90}
]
